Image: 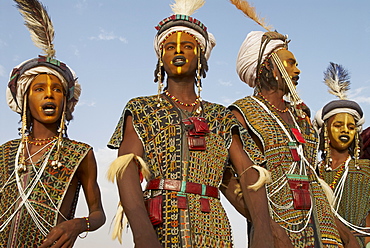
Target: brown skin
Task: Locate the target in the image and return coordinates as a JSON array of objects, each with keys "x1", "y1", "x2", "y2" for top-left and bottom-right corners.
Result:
[
  {"x1": 116, "y1": 32, "x2": 275, "y2": 247},
  {"x1": 323, "y1": 114, "x2": 366, "y2": 247},
  {"x1": 231, "y1": 49, "x2": 359, "y2": 247},
  {"x1": 23, "y1": 75, "x2": 105, "y2": 248}
]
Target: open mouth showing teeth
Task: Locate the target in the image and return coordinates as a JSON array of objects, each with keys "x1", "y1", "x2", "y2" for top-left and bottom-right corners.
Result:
[
  {"x1": 172, "y1": 56, "x2": 186, "y2": 66},
  {"x1": 42, "y1": 102, "x2": 57, "y2": 115},
  {"x1": 339, "y1": 135, "x2": 350, "y2": 143}
]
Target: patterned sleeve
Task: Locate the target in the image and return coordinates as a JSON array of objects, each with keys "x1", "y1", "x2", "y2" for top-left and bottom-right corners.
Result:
[
  {"x1": 227, "y1": 104, "x2": 266, "y2": 166},
  {"x1": 107, "y1": 100, "x2": 135, "y2": 149}
]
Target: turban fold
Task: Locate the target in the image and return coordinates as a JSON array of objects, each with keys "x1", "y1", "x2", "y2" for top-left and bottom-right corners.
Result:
[
  {"x1": 6, "y1": 56, "x2": 80, "y2": 120},
  {"x1": 153, "y1": 15, "x2": 216, "y2": 61},
  {"x1": 314, "y1": 100, "x2": 365, "y2": 134},
  {"x1": 154, "y1": 26, "x2": 215, "y2": 61},
  {"x1": 236, "y1": 31, "x2": 285, "y2": 88}
]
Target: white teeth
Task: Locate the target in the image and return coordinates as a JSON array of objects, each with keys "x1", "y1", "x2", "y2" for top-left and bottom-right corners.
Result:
[{"x1": 44, "y1": 109, "x2": 56, "y2": 114}]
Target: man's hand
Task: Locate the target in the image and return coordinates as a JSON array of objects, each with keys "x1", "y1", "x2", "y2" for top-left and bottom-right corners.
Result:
[{"x1": 39, "y1": 218, "x2": 85, "y2": 248}]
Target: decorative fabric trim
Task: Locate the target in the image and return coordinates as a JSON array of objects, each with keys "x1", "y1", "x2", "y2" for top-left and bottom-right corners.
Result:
[{"x1": 155, "y1": 14, "x2": 207, "y2": 32}]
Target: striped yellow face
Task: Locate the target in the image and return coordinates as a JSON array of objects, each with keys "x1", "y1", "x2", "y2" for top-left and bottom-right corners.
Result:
[
  {"x1": 28, "y1": 74, "x2": 65, "y2": 125},
  {"x1": 162, "y1": 31, "x2": 198, "y2": 77},
  {"x1": 328, "y1": 113, "x2": 356, "y2": 151}
]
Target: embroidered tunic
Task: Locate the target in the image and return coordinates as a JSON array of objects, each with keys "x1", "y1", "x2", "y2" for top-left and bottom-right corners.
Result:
[
  {"x1": 319, "y1": 159, "x2": 370, "y2": 247},
  {"x1": 0, "y1": 138, "x2": 91, "y2": 247},
  {"x1": 231, "y1": 96, "x2": 343, "y2": 248},
  {"x1": 108, "y1": 95, "x2": 245, "y2": 248}
]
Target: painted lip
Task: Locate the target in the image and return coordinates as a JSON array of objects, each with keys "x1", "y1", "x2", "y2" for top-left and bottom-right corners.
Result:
[
  {"x1": 339, "y1": 135, "x2": 350, "y2": 143},
  {"x1": 42, "y1": 102, "x2": 57, "y2": 115},
  {"x1": 292, "y1": 76, "x2": 300, "y2": 86},
  {"x1": 172, "y1": 55, "x2": 186, "y2": 66}
]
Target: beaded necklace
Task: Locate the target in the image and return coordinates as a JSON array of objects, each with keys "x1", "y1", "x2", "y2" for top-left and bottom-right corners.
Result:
[
  {"x1": 258, "y1": 92, "x2": 289, "y2": 113},
  {"x1": 164, "y1": 90, "x2": 200, "y2": 107},
  {"x1": 320, "y1": 155, "x2": 351, "y2": 190},
  {"x1": 26, "y1": 135, "x2": 58, "y2": 146}
]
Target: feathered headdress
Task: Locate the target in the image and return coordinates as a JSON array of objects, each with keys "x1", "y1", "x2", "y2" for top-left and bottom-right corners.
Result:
[
  {"x1": 228, "y1": 0, "x2": 272, "y2": 31},
  {"x1": 170, "y1": 0, "x2": 205, "y2": 16},
  {"x1": 153, "y1": 0, "x2": 216, "y2": 113},
  {"x1": 15, "y1": 0, "x2": 56, "y2": 58},
  {"x1": 323, "y1": 62, "x2": 350, "y2": 100},
  {"x1": 8, "y1": 0, "x2": 80, "y2": 117},
  {"x1": 314, "y1": 62, "x2": 364, "y2": 135},
  {"x1": 8, "y1": 0, "x2": 80, "y2": 172},
  {"x1": 231, "y1": 0, "x2": 307, "y2": 118}
]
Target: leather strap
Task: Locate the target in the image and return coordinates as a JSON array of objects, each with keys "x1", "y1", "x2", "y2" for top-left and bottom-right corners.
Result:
[{"x1": 146, "y1": 179, "x2": 219, "y2": 199}]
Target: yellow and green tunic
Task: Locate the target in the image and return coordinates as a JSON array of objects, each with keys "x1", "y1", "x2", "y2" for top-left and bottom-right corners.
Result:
[
  {"x1": 0, "y1": 138, "x2": 91, "y2": 247},
  {"x1": 108, "y1": 95, "x2": 250, "y2": 248},
  {"x1": 231, "y1": 96, "x2": 343, "y2": 248},
  {"x1": 319, "y1": 159, "x2": 370, "y2": 247}
]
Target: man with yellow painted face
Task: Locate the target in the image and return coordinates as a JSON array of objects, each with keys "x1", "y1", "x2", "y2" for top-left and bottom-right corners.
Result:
[
  {"x1": 0, "y1": 0, "x2": 105, "y2": 247},
  {"x1": 228, "y1": 31, "x2": 360, "y2": 247},
  {"x1": 314, "y1": 63, "x2": 370, "y2": 247},
  {"x1": 106, "y1": 1, "x2": 283, "y2": 247}
]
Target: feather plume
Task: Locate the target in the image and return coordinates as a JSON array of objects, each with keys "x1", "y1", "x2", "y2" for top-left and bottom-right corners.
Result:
[
  {"x1": 170, "y1": 0, "x2": 205, "y2": 16},
  {"x1": 229, "y1": 0, "x2": 273, "y2": 31},
  {"x1": 14, "y1": 0, "x2": 55, "y2": 58},
  {"x1": 323, "y1": 62, "x2": 350, "y2": 100},
  {"x1": 248, "y1": 165, "x2": 272, "y2": 191},
  {"x1": 318, "y1": 178, "x2": 334, "y2": 206},
  {"x1": 107, "y1": 153, "x2": 150, "y2": 182},
  {"x1": 111, "y1": 203, "x2": 127, "y2": 244}
]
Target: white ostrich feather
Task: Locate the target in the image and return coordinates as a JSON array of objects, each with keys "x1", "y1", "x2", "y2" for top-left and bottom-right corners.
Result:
[
  {"x1": 170, "y1": 0, "x2": 205, "y2": 16},
  {"x1": 324, "y1": 62, "x2": 350, "y2": 100}
]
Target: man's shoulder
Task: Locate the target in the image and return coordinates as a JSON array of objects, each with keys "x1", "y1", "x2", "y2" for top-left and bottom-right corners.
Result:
[
  {"x1": 232, "y1": 96, "x2": 253, "y2": 106},
  {"x1": 202, "y1": 100, "x2": 227, "y2": 111},
  {"x1": 352, "y1": 159, "x2": 370, "y2": 173},
  {"x1": 62, "y1": 138, "x2": 91, "y2": 150},
  {"x1": 0, "y1": 138, "x2": 21, "y2": 149},
  {"x1": 127, "y1": 95, "x2": 157, "y2": 105}
]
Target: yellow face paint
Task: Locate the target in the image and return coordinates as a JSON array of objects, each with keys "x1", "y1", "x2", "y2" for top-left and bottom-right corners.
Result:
[
  {"x1": 177, "y1": 32, "x2": 182, "y2": 74},
  {"x1": 28, "y1": 74, "x2": 65, "y2": 124},
  {"x1": 328, "y1": 113, "x2": 356, "y2": 151}
]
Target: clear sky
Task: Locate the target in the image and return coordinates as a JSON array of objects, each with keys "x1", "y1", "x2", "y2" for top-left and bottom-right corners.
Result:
[{"x1": 1, "y1": 0, "x2": 369, "y2": 247}]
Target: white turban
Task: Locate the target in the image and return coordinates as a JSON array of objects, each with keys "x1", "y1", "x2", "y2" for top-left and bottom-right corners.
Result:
[
  {"x1": 236, "y1": 31, "x2": 285, "y2": 88},
  {"x1": 313, "y1": 103, "x2": 365, "y2": 134},
  {"x1": 154, "y1": 26, "x2": 216, "y2": 61},
  {"x1": 6, "y1": 59, "x2": 81, "y2": 117}
]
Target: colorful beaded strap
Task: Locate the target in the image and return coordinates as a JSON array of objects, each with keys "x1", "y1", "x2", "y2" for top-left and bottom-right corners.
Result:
[{"x1": 155, "y1": 14, "x2": 207, "y2": 32}]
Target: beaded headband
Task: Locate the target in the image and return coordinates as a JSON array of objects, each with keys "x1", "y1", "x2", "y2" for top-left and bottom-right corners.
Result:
[
  {"x1": 8, "y1": 55, "x2": 77, "y2": 111},
  {"x1": 156, "y1": 14, "x2": 207, "y2": 33}
]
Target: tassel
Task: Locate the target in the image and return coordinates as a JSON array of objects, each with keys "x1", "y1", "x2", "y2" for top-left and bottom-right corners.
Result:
[
  {"x1": 107, "y1": 153, "x2": 150, "y2": 182},
  {"x1": 318, "y1": 178, "x2": 334, "y2": 206},
  {"x1": 111, "y1": 203, "x2": 127, "y2": 243},
  {"x1": 248, "y1": 165, "x2": 271, "y2": 191}
]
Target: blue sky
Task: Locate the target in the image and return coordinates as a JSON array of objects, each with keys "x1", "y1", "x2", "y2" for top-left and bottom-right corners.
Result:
[{"x1": 1, "y1": 0, "x2": 369, "y2": 247}]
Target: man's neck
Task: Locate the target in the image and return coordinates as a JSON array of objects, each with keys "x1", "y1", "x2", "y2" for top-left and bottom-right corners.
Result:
[
  {"x1": 329, "y1": 148, "x2": 351, "y2": 169},
  {"x1": 259, "y1": 88, "x2": 285, "y2": 108},
  {"x1": 31, "y1": 121, "x2": 59, "y2": 139},
  {"x1": 166, "y1": 76, "x2": 198, "y2": 103}
]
